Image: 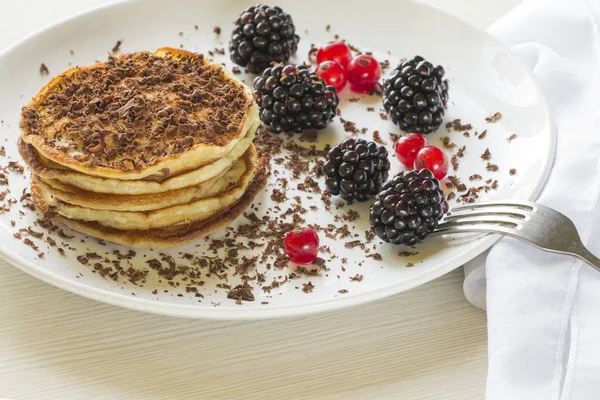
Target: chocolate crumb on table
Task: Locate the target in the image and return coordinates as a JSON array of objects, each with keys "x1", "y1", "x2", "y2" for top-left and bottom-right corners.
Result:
[
  {"x1": 350, "y1": 274, "x2": 363, "y2": 282},
  {"x1": 372, "y1": 130, "x2": 386, "y2": 144},
  {"x1": 406, "y1": 263, "x2": 415, "y2": 268},
  {"x1": 39, "y1": 63, "x2": 49, "y2": 75},
  {"x1": 481, "y1": 148, "x2": 492, "y2": 161},
  {"x1": 469, "y1": 174, "x2": 482, "y2": 181},
  {"x1": 448, "y1": 119, "x2": 472, "y2": 131},
  {"x1": 486, "y1": 162, "x2": 499, "y2": 172},
  {"x1": 227, "y1": 281, "x2": 255, "y2": 303},
  {"x1": 213, "y1": 26, "x2": 221, "y2": 34},
  {"x1": 399, "y1": 251, "x2": 418, "y2": 257},
  {"x1": 7, "y1": 161, "x2": 24, "y2": 173},
  {"x1": 365, "y1": 253, "x2": 382, "y2": 261},
  {"x1": 339, "y1": 117, "x2": 359, "y2": 134},
  {"x1": 507, "y1": 133, "x2": 518, "y2": 142},
  {"x1": 302, "y1": 282, "x2": 314, "y2": 293},
  {"x1": 338, "y1": 289, "x2": 348, "y2": 294},
  {"x1": 448, "y1": 176, "x2": 467, "y2": 192},
  {"x1": 510, "y1": 168, "x2": 517, "y2": 175},
  {"x1": 111, "y1": 39, "x2": 123, "y2": 54},
  {"x1": 326, "y1": 24, "x2": 331, "y2": 32},
  {"x1": 478, "y1": 129, "x2": 487, "y2": 139},
  {"x1": 485, "y1": 112, "x2": 502, "y2": 123},
  {"x1": 442, "y1": 136, "x2": 456, "y2": 149}
]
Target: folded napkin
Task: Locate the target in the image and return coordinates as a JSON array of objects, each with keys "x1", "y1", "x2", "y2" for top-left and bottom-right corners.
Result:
[{"x1": 462, "y1": 0, "x2": 600, "y2": 398}]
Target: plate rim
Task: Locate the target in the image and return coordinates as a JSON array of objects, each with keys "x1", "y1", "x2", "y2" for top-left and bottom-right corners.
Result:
[{"x1": 0, "y1": 0, "x2": 556, "y2": 320}]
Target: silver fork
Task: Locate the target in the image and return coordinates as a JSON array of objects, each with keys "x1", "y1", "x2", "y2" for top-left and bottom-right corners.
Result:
[{"x1": 433, "y1": 200, "x2": 600, "y2": 272}]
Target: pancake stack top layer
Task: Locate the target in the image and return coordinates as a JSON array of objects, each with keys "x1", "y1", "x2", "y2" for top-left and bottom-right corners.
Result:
[{"x1": 18, "y1": 48, "x2": 266, "y2": 249}]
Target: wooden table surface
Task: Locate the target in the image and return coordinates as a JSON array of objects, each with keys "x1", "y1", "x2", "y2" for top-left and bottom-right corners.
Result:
[{"x1": 0, "y1": 1, "x2": 521, "y2": 398}]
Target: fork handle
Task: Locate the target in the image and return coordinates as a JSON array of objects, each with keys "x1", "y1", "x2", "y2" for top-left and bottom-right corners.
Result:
[{"x1": 573, "y1": 246, "x2": 600, "y2": 272}]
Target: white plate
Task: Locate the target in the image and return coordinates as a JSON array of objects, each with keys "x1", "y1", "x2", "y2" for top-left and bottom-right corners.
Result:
[{"x1": 0, "y1": 0, "x2": 554, "y2": 319}]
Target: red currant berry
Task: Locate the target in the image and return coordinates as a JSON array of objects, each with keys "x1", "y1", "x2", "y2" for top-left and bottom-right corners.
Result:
[
  {"x1": 284, "y1": 227, "x2": 320, "y2": 265},
  {"x1": 394, "y1": 134, "x2": 428, "y2": 168},
  {"x1": 414, "y1": 146, "x2": 449, "y2": 180},
  {"x1": 346, "y1": 54, "x2": 381, "y2": 93},
  {"x1": 316, "y1": 42, "x2": 353, "y2": 69},
  {"x1": 315, "y1": 61, "x2": 347, "y2": 92}
]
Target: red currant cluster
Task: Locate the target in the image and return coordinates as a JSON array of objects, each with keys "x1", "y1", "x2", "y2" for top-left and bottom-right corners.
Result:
[
  {"x1": 394, "y1": 134, "x2": 448, "y2": 180},
  {"x1": 314, "y1": 42, "x2": 381, "y2": 94}
]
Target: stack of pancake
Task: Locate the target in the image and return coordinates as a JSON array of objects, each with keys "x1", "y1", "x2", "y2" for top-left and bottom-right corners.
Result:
[{"x1": 18, "y1": 48, "x2": 265, "y2": 248}]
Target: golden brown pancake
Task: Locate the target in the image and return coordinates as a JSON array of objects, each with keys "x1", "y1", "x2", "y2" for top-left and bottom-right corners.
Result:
[
  {"x1": 31, "y1": 159, "x2": 267, "y2": 248},
  {"x1": 35, "y1": 145, "x2": 258, "y2": 212},
  {"x1": 18, "y1": 126, "x2": 257, "y2": 195},
  {"x1": 33, "y1": 147, "x2": 259, "y2": 230},
  {"x1": 19, "y1": 47, "x2": 259, "y2": 180}
]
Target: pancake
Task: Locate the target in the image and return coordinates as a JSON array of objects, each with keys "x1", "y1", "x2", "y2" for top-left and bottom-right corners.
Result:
[
  {"x1": 31, "y1": 159, "x2": 267, "y2": 249},
  {"x1": 33, "y1": 147, "x2": 260, "y2": 230},
  {"x1": 36, "y1": 145, "x2": 257, "y2": 212},
  {"x1": 20, "y1": 47, "x2": 259, "y2": 180},
  {"x1": 18, "y1": 124, "x2": 257, "y2": 195}
]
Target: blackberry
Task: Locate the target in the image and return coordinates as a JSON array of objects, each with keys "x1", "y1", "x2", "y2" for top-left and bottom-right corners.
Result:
[
  {"x1": 382, "y1": 56, "x2": 449, "y2": 134},
  {"x1": 253, "y1": 64, "x2": 339, "y2": 133},
  {"x1": 323, "y1": 138, "x2": 390, "y2": 202},
  {"x1": 369, "y1": 169, "x2": 447, "y2": 245},
  {"x1": 229, "y1": 4, "x2": 300, "y2": 74}
]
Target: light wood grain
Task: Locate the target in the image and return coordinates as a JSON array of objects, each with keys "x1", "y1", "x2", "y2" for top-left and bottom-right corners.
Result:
[
  {"x1": 0, "y1": 261, "x2": 487, "y2": 400},
  {"x1": 0, "y1": 0, "x2": 529, "y2": 397}
]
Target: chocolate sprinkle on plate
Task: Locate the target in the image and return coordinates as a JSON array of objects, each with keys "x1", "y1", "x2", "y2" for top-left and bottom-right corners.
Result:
[
  {"x1": 111, "y1": 39, "x2": 123, "y2": 54},
  {"x1": 485, "y1": 112, "x2": 502, "y2": 123}
]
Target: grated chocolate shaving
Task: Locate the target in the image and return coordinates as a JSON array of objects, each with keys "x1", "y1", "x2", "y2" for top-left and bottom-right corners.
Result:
[
  {"x1": 302, "y1": 282, "x2": 314, "y2": 293},
  {"x1": 486, "y1": 162, "x2": 499, "y2": 172},
  {"x1": 21, "y1": 51, "x2": 252, "y2": 172},
  {"x1": 481, "y1": 148, "x2": 491, "y2": 161},
  {"x1": 227, "y1": 281, "x2": 255, "y2": 302},
  {"x1": 372, "y1": 130, "x2": 386, "y2": 144},
  {"x1": 485, "y1": 112, "x2": 502, "y2": 123},
  {"x1": 39, "y1": 63, "x2": 49, "y2": 75},
  {"x1": 111, "y1": 40, "x2": 123, "y2": 54}
]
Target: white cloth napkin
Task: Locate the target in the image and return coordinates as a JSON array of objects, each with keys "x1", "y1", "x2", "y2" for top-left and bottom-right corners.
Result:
[{"x1": 462, "y1": 0, "x2": 600, "y2": 398}]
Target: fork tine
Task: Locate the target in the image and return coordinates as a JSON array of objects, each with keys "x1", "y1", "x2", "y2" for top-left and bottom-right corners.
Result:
[
  {"x1": 451, "y1": 200, "x2": 537, "y2": 213},
  {"x1": 438, "y1": 218, "x2": 520, "y2": 230},
  {"x1": 443, "y1": 211, "x2": 526, "y2": 222},
  {"x1": 432, "y1": 223, "x2": 518, "y2": 237}
]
